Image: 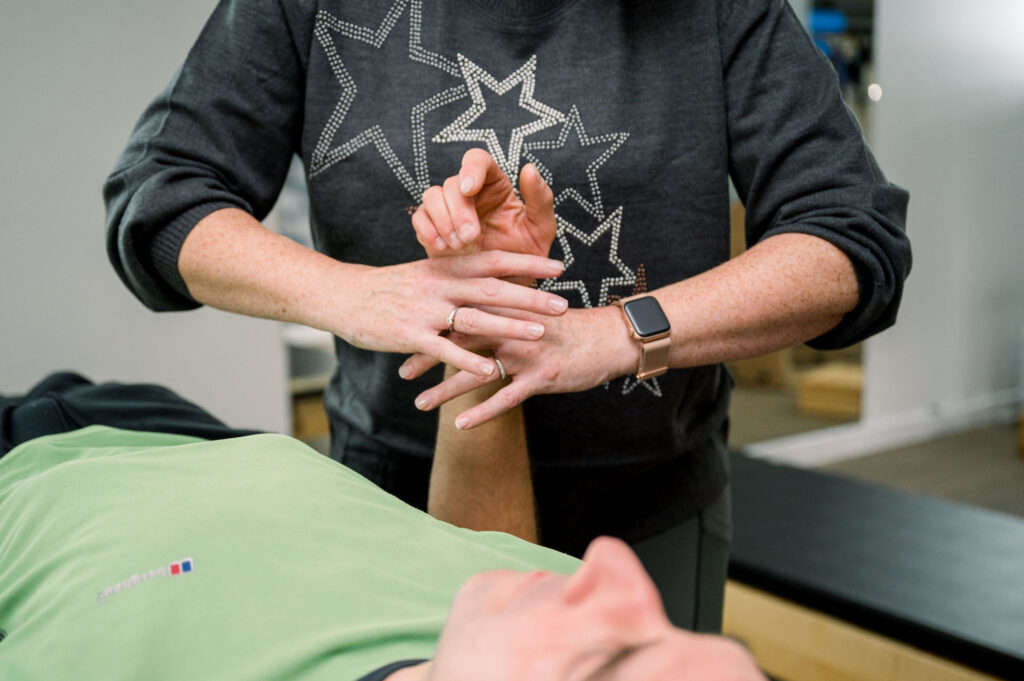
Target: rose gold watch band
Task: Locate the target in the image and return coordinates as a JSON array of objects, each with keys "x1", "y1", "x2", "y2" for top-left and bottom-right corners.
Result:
[
  {"x1": 636, "y1": 334, "x2": 671, "y2": 380},
  {"x1": 616, "y1": 294, "x2": 671, "y2": 381}
]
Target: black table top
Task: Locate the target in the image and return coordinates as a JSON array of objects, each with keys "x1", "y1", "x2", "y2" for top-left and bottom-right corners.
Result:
[{"x1": 728, "y1": 452, "x2": 1024, "y2": 680}]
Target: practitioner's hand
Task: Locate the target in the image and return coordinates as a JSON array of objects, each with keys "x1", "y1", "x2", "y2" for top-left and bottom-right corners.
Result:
[
  {"x1": 399, "y1": 305, "x2": 639, "y2": 428},
  {"x1": 334, "y1": 252, "x2": 567, "y2": 379},
  {"x1": 412, "y1": 149, "x2": 556, "y2": 259}
]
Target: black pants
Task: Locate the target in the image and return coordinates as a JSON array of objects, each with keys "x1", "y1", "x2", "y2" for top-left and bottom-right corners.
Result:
[{"x1": 0, "y1": 372, "x2": 258, "y2": 456}]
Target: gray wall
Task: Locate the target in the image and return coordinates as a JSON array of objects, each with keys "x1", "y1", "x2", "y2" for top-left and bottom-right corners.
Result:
[
  {"x1": 865, "y1": 1, "x2": 1024, "y2": 428},
  {"x1": 0, "y1": 1, "x2": 289, "y2": 432},
  {"x1": 751, "y1": 0, "x2": 1024, "y2": 464}
]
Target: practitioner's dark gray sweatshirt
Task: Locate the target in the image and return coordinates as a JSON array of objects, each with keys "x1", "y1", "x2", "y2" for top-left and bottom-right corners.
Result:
[{"x1": 104, "y1": 0, "x2": 910, "y2": 519}]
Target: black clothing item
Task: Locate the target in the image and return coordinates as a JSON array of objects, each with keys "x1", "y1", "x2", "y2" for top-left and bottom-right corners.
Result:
[
  {"x1": 354, "y1": 660, "x2": 428, "y2": 681},
  {"x1": 341, "y1": 420, "x2": 729, "y2": 558},
  {"x1": 104, "y1": 0, "x2": 911, "y2": 527},
  {"x1": 0, "y1": 372, "x2": 258, "y2": 456}
]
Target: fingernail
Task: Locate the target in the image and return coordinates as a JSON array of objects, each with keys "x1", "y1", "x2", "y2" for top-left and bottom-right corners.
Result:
[
  {"x1": 399, "y1": 364, "x2": 411, "y2": 379},
  {"x1": 527, "y1": 323, "x2": 545, "y2": 338},
  {"x1": 479, "y1": 360, "x2": 495, "y2": 376},
  {"x1": 548, "y1": 259, "x2": 564, "y2": 274},
  {"x1": 434, "y1": 237, "x2": 447, "y2": 251},
  {"x1": 549, "y1": 297, "x2": 568, "y2": 313},
  {"x1": 455, "y1": 416, "x2": 469, "y2": 430},
  {"x1": 460, "y1": 175, "x2": 473, "y2": 194},
  {"x1": 458, "y1": 223, "x2": 477, "y2": 242},
  {"x1": 415, "y1": 395, "x2": 430, "y2": 410}
]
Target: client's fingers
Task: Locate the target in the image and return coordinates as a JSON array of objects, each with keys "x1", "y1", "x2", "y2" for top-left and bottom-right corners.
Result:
[
  {"x1": 443, "y1": 175, "x2": 480, "y2": 245},
  {"x1": 421, "y1": 185, "x2": 461, "y2": 249},
  {"x1": 412, "y1": 206, "x2": 445, "y2": 253},
  {"x1": 519, "y1": 162, "x2": 555, "y2": 226},
  {"x1": 459, "y1": 148, "x2": 511, "y2": 197}
]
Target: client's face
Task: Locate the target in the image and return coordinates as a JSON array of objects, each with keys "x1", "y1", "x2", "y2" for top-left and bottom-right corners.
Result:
[{"x1": 423, "y1": 537, "x2": 765, "y2": 681}]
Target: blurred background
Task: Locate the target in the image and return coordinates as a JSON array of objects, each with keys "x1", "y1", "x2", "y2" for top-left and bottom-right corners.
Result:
[{"x1": 1, "y1": 0, "x2": 1022, "y2": 519}]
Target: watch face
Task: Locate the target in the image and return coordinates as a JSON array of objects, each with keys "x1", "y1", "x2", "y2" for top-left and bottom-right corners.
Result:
[{"x1": 623, "y1": 297, "x2": 670, "y2": 338}]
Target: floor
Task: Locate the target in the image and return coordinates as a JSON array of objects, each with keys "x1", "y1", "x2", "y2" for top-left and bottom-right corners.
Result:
[{"x1": 728, "y1": 385, "x2": 1024, "y2": 520}]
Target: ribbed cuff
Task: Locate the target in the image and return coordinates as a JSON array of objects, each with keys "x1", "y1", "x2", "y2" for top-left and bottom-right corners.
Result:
[{"x1": 150, "y1": 201, "x2": 242, "y2": 302}]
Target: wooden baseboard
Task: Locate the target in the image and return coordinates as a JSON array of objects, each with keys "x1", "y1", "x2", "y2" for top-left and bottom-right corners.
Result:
[
  {"x1": 1018, "y1": 411, "x2": 1023, "y2": 457},
  {"x1": 723, "y1": 581, "x2": 1004, "y2": 681},
  {"x1": 292, "y1": 393, "x2": 329, "y2": 441}
]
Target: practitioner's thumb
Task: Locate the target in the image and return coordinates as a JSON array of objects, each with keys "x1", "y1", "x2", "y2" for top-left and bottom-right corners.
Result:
[{"x1": 520, "y1": 163, "x2": 555, "y2": 224}]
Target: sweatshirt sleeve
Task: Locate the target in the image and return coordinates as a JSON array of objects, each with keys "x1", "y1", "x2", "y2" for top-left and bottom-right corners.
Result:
[
  {"x1": 103, "y1": 0, "x2": 311, "y2": 311},
  {"x1": 718, "y1": 0, "x2": 911, "y2": 349}
]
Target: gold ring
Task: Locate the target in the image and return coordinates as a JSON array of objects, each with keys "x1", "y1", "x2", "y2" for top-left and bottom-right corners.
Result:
[{"x1": 445, "y1": 307, "x2": 459, "y2": 334}]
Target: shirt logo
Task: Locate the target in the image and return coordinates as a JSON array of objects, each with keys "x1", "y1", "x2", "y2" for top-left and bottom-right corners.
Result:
[{"x1": 98, "y1": 557, "x2": 194, "y2": 604}]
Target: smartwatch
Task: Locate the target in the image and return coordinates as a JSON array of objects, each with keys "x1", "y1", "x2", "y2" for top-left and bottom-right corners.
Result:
[{"x1": 616, "y1": 294, "x2": 671, "y2": 380}]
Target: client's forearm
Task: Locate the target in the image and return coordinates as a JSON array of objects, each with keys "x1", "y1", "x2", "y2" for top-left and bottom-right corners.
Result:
[{"x1": 428, "y1": 365, "x2": 537, "y2": 542}]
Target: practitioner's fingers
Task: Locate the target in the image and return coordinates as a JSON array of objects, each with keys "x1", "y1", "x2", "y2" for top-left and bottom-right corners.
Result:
[
  {"x1": 416, "y1": 373, "x2": 531, "y2": 429},
  {"x1": 448, "y1": 306, "x2": 548, "y2": 341},
  {"x1": 418, "y1": 334, "x2": 499, "y2": 379},
  {"x1": 439, "y1": 250, "x2": 564, "y2": 282},
  {"x1": 412, "y1": 367, "x2": 500, "y2": 412},
  {"x1": 449, "y1": 275, "x2": 568, "y2": 318},
  {"x1": 421, "y1": 185, "x2": 462, "y2": 250},
  {"x1": 398, "y1": 352, "x2": 442, "y2": 380}
]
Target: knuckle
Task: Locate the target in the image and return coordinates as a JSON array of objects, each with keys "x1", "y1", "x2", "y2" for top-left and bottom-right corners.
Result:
[
  {"x1": 481, "y1": 277, "x2": 501, "y2": 297},
  {"x1": 443, "y1": 175, "x2": 461, "y2": 192},
  {"x1": 500, "y1": 389, "x2": 520, "y2": 409},
  {"x1": 483, "y1": 250, "x2": 503, "y2": 269},
  {"x1": 459, "y1": 308, "x2": 481, "y2": 332}
]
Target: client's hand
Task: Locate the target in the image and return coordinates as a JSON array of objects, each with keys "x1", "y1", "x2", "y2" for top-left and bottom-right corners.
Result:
[
  {"x1": 412, "y1": 148, "x2": 556, "y2": 259},
  {"x1": 391, "y1": 537, "x2": 766, "y2": 681}
]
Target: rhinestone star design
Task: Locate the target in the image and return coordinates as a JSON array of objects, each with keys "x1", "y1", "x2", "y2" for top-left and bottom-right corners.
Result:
[
  {"x1": 433, "y1": 54, "x2": 565, "y2": 180},
  {"x1": 540, "y1": 206, "x2": 635, "y2": 309},
  {"x1": 309, "y1": 2, "x2": 464, "y2": 196},
  {"x1": 523, "y1": 106, "x2": 629, "y2": 222}
]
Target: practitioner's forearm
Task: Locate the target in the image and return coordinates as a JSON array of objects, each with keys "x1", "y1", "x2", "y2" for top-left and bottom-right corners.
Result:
[
  {"x1": 178, "y1": 207, "x2": 365, "y2": 334},
  {"x1": 429, "y1": 365, "x2": 537, "y2": 542},
  {"x1": 654, "y1": 232, "x2": 860, "y2": 368},
  {"x1": 177, "y1": 208, "x2": 569, "y2": 377}
]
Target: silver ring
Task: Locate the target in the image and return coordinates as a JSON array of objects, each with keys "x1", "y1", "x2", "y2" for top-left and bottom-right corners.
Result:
[
  {"x1": 494, "y1": 357, "x2": 507, "y2": 381},
  {"x1": 444, "y1": 307, "x2": 459, "y2": 335}
]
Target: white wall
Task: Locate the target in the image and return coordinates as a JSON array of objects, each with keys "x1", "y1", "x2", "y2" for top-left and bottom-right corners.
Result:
[
  {"x1": 749, "y1": 1, "x2": 1024, "y2": 465},
  {"x1": 0, "y1": 1, "x2": 289, "y2": 432}
]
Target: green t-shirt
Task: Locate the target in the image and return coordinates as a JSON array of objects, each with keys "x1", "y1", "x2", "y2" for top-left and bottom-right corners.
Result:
[{"x1": 0, "y1": 426, "x2": 579, "y2": 680}]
